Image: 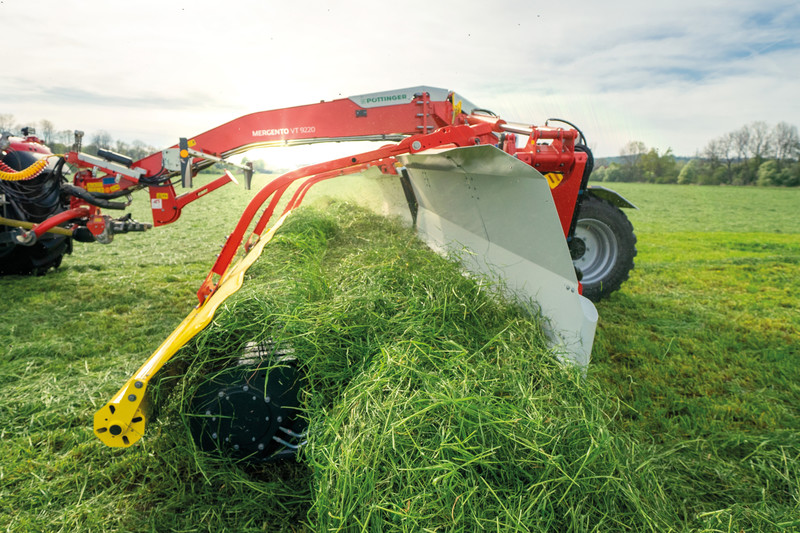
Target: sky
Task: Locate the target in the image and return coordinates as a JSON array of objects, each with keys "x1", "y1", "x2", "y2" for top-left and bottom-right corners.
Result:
[{"x1": 2, "y1": 0, "x2": 799, "y2": 166}]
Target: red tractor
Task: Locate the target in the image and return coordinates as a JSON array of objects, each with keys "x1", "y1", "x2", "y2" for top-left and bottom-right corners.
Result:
[{"x1": 1, "y1": 87, "x2": 636, "y2": 453}]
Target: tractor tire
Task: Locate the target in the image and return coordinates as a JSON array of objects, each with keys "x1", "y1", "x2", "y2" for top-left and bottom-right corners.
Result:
[
  {"x1": 0, "y1": 234, "x2": 72, "y2": 276},
  {"x1": 570, "y1": 195, "x2": 636, "y2": 302}
]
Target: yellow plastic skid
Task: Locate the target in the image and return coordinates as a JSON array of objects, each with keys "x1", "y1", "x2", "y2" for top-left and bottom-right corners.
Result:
[{"x1": 94, "y1": 213, "x2": 290, "y2": 447}]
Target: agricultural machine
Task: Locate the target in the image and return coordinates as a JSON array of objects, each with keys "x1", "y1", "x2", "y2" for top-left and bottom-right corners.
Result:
[{"x1": 1, "y1": 86, "x2": 636, "y2": 460}]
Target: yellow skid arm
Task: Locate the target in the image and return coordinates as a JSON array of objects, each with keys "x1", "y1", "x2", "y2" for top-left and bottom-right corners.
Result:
[{"x1": 93, "y1": 213, "x2": 290, "y2": 447}]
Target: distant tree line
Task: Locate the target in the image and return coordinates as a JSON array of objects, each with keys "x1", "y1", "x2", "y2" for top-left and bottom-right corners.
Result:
[
  {"x1": 591, "y1": 121, "x2": 800, "y2": 186},
  {"x1": 1, "y1": 114, "x2": 284, "y2": 173},
  {"x1": 1, "y1": 114, "x2": 157, "y2": 161},
  {"x1": 593, "y1": 141, "x2": 682, "y2": 184},
  {"x1": 5, "y1": 114, "x2": 799, "y2": 186}
]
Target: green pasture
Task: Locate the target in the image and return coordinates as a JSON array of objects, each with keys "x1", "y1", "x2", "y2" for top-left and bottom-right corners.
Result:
[{"x1": 1, "y1": 176, "x2": 798, "y2": 531}]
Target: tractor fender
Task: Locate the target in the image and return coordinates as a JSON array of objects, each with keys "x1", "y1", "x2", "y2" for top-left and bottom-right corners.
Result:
[{"x1": 586, "y1": 185, "x2": 637, "y2": 209}]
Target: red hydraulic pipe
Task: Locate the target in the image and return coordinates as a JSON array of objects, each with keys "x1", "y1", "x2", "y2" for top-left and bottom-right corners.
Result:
[{"x1": 283, "y1": 161, "x2": 379, "y2": 216}]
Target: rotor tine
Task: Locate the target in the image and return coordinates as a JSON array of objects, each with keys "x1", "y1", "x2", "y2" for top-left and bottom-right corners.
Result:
[
  {"x1": 278, "y1": 427, "x2": 307, "y2": 439},
  {"x1": 272, "y1": 435, "x2": 307, "y2": 450}
]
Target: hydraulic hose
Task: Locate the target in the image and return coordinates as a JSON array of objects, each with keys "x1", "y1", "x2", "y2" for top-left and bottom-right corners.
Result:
[
  {"x1": 567, "y1": 143, "x2": 595, "y2": 241},
  {"x1": 0, "y1": 159, "x2": 48, "y2": 181},
  {"x1": 546, "y1": 118, "x2": 587, "y2": 146}
]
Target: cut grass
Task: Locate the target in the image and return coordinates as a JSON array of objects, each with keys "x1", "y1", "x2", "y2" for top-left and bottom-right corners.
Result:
[
  {"x1": 157, "y1": 205, "x2": 678, "y2": 531},
  {"x1": 591, "y1": 183, "x2": 800, "y2": 531},
  {"x1": 605, "y1": 182, "x2": 800, "y2": 234},
  {"x1": 1, "y1": 178, "x2": 798, "y2": 531},
  {"x1": 592, "y1": 231, "x2": 799, "y2": 434}
]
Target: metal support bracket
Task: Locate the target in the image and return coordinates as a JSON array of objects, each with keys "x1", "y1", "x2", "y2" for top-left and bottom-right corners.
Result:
[{"x1": 164, "y1": 138, "x2": 252, "y2": 188}]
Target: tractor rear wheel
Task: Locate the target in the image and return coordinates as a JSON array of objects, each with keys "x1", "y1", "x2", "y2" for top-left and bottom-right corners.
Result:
[
  {"x1": 570, "y1": 196, "x2": 636, "y2": 302},
  {"x1": 0, "y1": 235, "x2": 71, "y2": 275}
]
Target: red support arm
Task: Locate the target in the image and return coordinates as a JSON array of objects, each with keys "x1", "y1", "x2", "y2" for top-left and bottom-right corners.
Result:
[
  {"x1": 132, "y1": 93, "x2": 456, "y2": 177},
  {"x1": 194, "y1": 124, "x2": 495, "y2": 303}
]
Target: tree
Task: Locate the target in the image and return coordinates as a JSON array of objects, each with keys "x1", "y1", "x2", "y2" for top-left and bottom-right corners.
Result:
[
  {"x1": 702, "y1": 138, "x2": 724, "y2": 173},
  {"x1": 602, "y1": 162, "x2": 625, "y2": 182},
  {"x1": 640, "y1": 147, "x2": 678, "y2": 183},
  {"x1": 39, "y1": 119, "x2": 55, "y2": 144},
  {"x1": 699, "y1": 165, "x2": 727, "y2": 185},
  {"x1": 788, "y1": 164, "x2": 800, "y2": 187},
  {"x1": 748, "y1": 121, "x2": 771, "y2": 161},
  {"x1": 619, "y1": 141, "x2": 647, "y2": 181},
  {"x1": 731, "y1": 126, "x2": 751, "y2": 163},
  {"x1": 757, "y1": 159, "x2": 800, "y2": 187},
  {"x1": 251, "y1": 159, "x2": 269, "y2": 173},
  {"x1": 771, "y1": 122, "x2": 800, "y2": 167},
  {"x1": 678, "y1": 158, "x2": 700, "y2": 184},
  {"x1": 91, "y1": 130, "x2": 113, "y2": 149},
  {"x1": 621, "y1": 141, "x2": 647, "y2": 159},
  {"x1": 129, "y1": 140, "x2": 154, "y2": 160},
  {"x1": 57, "y1": 130, "x2": 74, "y2": 145},
  {"x1": 114, "y1": 139, "x2": 130, "y2": 155},
  {"x1": 720, "y1": 133, "x2": 739, "y2": 183},
  {"x1": 0, "y1": 113, "x2": 16, "y2": 132},
  {"x1": 591, "y1": 166, "x2": 607, "y2": 182},
  {"x1": 731, "y1": 121, "x2": 770, "y2": 185},
  {"x1": 757, "y1": 160, "x2": 780, "y2": 186}
]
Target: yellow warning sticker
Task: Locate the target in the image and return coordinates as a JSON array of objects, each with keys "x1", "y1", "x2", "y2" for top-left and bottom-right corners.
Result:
[
  {"x1": 187, "y1": 139, "x2": 197, "y2": 147},
  {"x1": 86, "y1": 183, "x2": 104, "y2": 193},
  {"x1": 544, "y1": 172, "x2": 563, "y2": 189},
  {"x1": 156, "y1": 192, "x2": 169, "y2": 200}
]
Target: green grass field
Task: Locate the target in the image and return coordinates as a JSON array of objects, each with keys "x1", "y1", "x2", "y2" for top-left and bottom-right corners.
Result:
[{"x1": 1, "y1": 177, "x2": 798, "y2": 531}]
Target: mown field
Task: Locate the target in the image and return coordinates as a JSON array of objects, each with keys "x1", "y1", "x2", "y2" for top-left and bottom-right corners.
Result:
[{"x1": 1, "y1": 175, "x2": 798, "y2": 532}]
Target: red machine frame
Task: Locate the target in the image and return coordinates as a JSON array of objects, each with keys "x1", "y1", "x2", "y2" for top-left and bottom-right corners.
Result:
[{"x1": 9, "y1": 88, "x2": 589, "y2": 303}]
